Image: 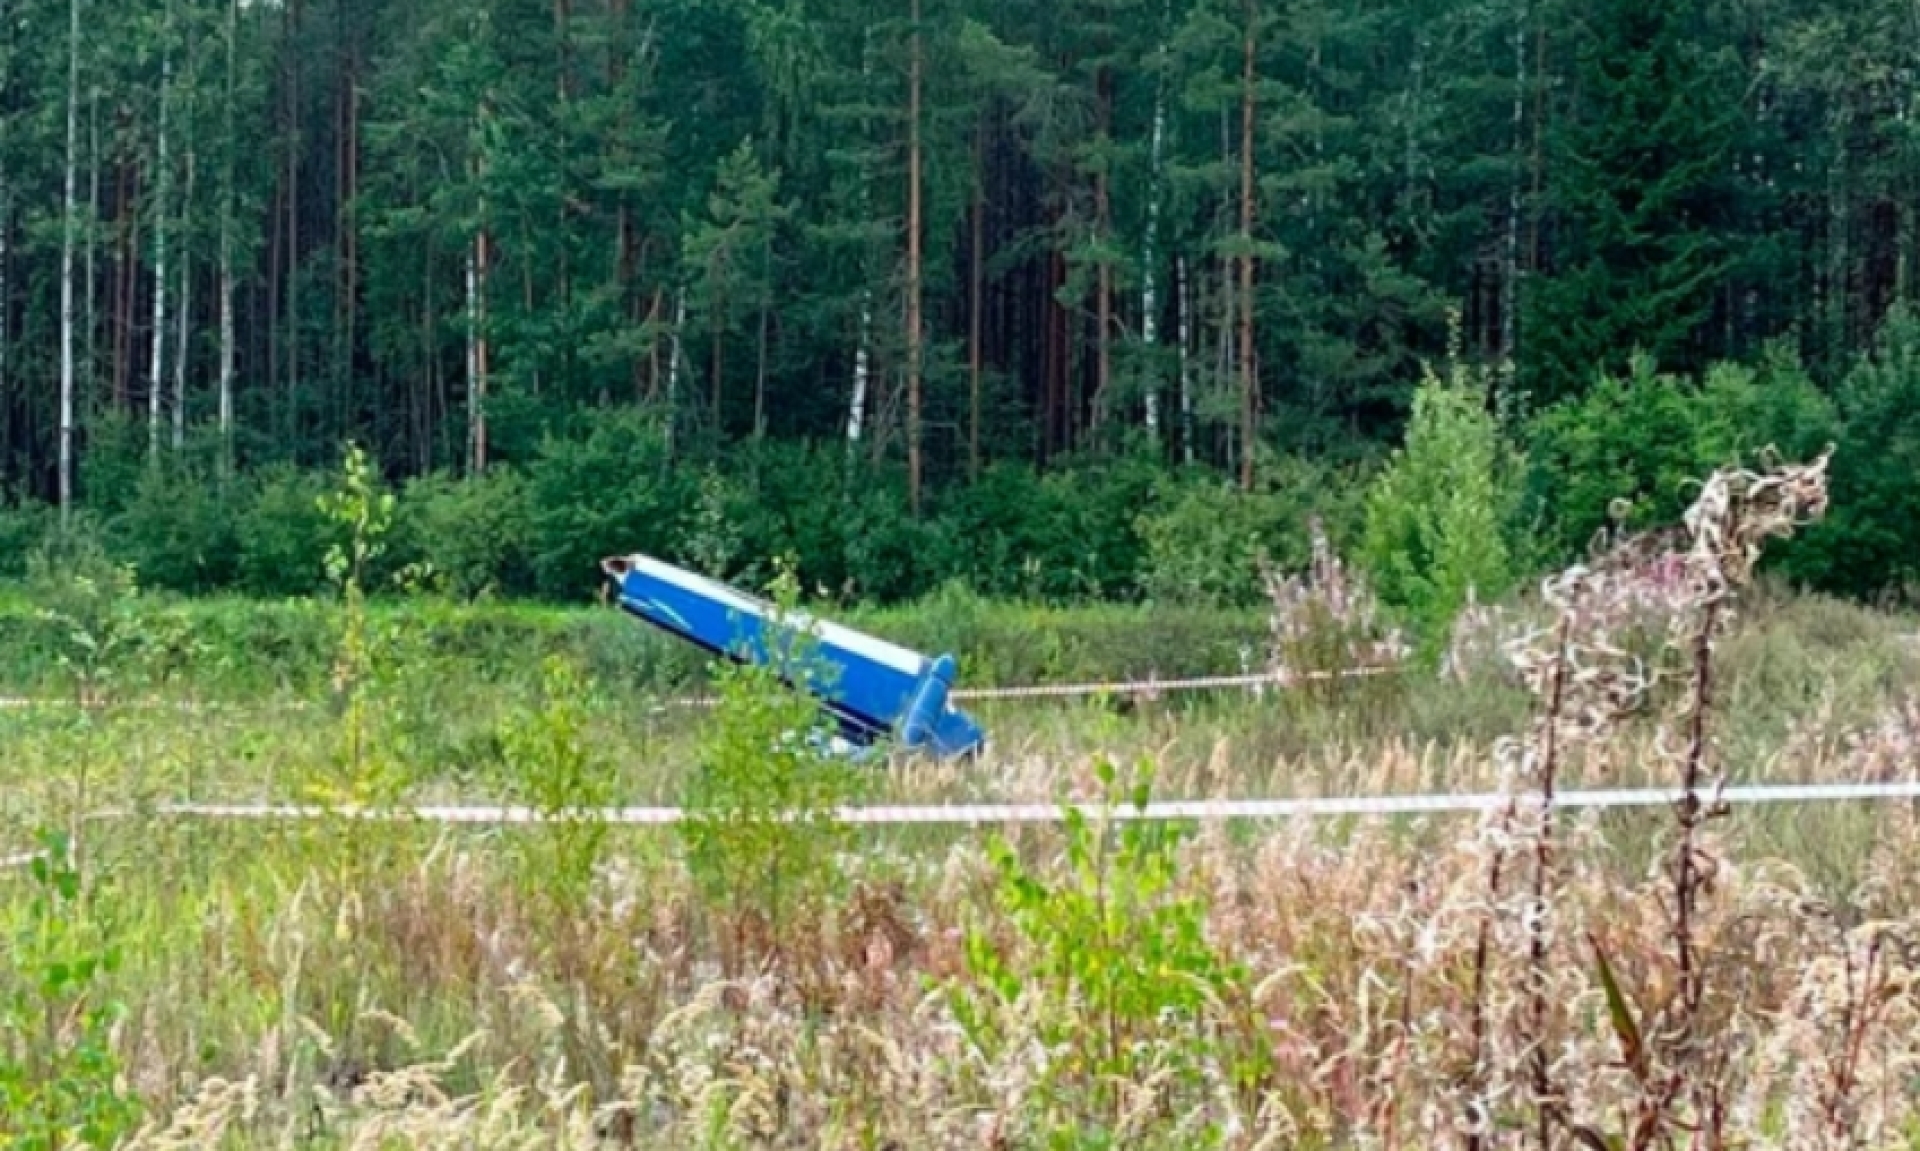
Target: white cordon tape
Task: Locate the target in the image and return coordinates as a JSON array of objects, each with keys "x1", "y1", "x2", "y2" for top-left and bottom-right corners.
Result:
[
  {"x1": 659, "y1": 665, "x2": 1397, "y2": 710},
  {"x1": 143, "y1": 782, "x2": 1920, "y2": 822},
  {"x1": 5, "y1": 780, "x2": 1916, "y2": 872},
  {"x1": 0, "y1": 665, "x2": 1399, "y2": 715}
]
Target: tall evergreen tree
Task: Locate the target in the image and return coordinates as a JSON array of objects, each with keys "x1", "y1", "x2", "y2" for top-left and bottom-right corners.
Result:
[{"x1": 1520, "y1": 0, "x2": 1741, "y2": 403}]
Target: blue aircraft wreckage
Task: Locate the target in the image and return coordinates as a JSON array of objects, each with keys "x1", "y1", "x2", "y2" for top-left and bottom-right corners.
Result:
[{"x1": 601, "y1": 554, "x2": 986, "y2": 761}]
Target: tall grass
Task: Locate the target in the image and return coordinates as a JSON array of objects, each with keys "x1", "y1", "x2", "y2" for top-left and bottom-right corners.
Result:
[{"x1": 8, "y1": 451, "x2": 1920, "y2": 1148}]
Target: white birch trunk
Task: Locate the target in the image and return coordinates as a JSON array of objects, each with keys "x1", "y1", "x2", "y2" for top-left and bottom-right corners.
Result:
[
  {"x1": 665, "y1": 288, "x2": 684, "y2": 456},
  {"x1": 220, "y1": 0, "x2": 236, "y2": 468},
  {"x1": 219, "y1": 227, "x2": 233, "y2": 460},
  {"x1": 1142, "y1": 51, "x2": 1165, "y2": 436},
  {"x1": 847, "y1": 292, "x2": 871, "y2": 444},
  {"x1": 149, "y1": 57, "x2": 172, "y2": 458},
  {"x1": 847, "y1": 26, "x2": 874, "y2": 451},
  {"x1": 465, "y1": 241, "x2": 480, "y2": 474},
  {"x1": 60, "y1": 0, "x2": 81, "y2": 522},
  {"x1": 1177, "y1": 253, "x2": 1194, "y2": 465}
]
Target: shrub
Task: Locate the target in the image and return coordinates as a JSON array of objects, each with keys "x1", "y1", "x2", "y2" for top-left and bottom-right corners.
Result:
[
  {"x1": 106, "y1": 461, "x2": 242, "y2": 594},
  {"x1": 235, "y1": 463, "x2": 340, "y2": 597},
  {"x1": 949, "y1": 760, "x2": 1253, "y2": 1141},
  {"x1": 0, "y1": 832, "x2": 141, "y2": 1149},
  {"x1": 1528, "y1": 348, "x2": 1841, "y2": 559},
  {"x1": 499, "y1": 655, "x2": 617, "y2": 916},
  {"x1": 524, "y1": 408, "x2": 691, "y2": 600},
  {"x1": 1134, "y1": 459, "x2": 1360, "y2": 607},
  {"x1": 0, "y1": 498, "x2": 53, "y2": 579},
  {"x1": 395, "y1": 467, "x2": 534, "y2": 600},
  {"x1": 1785, "y1": 305, "x2": 1920, "y2": 598},
  {"x1": 677, "y1": 561, "x2": 866, "y2": 968},
  {"x1": 1360, "y1": 353, "x2": 1530, "y2": 661}
]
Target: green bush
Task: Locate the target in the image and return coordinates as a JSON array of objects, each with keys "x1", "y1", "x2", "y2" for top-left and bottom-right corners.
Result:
[
  {"x1": 922, "y1": 453, "x2": 1163, "y2": 603},
  {"x1": 107, "y1": 462, "x2": 242, "y2": 594},
  {"x1": 1784, "y1": 306, "x2": 1920, "y2": 598},
  {"x1": 0, "y1": 499, "x2": 53, "y2": 579},
  {"x1": 395, "y1": 468, "x2": 534, "y2": 599},
  {"x1": 1134, "y1": 460, "x2": 1362, "y2": 607},
  {"x1": 1527, "y1": 348, "x2": 1840, "y2": 556},
  {"x1": 677, "y1": 563, "x2": 865, "y2": 967},
  {"x1": 1361, "y1": 355, "x2": 1530, "y2": 660},
  {"x1": 524, "y1": 408, "x2": 692, "y2": 600},
  {"x1": 235, "y1": 463, "x2": 341, "y2": 596}
]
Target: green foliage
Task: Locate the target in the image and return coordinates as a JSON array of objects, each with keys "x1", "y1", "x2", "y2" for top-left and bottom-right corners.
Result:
[
  {"x1": 0, "y1": 832, "x2": 140, "y2": 1151},
  {"x1": 0, "y1": 501, "x2": 54, "y2": 580},
  {"x1": 500, "y1": 655, "x2": 617, "y2": 913},
  {"x1": 950, "y1": 760, "x2": 1252, "y2": 1142},
  {"x1": 24, "y1": 544, "x2": 148, "y2": 705},
  {"x1": 395, "y1": 468, "x2": 533, "y2": 601},
  {"x1": 677, "y1": 559, "x2": 865, "y2": 964},
  {"x1": 314, "y1": 443, "x2": 404, "y2": 804},
  {"x1": 1521, "y1": 0, "x2": 1740, "y2": 403},
  {"x1": 106, "y1": 461, "x2": 243, "y2": 594},
  {"x1": 925, "y1": 454, "x2": 1164, "y2": 604},
  {"x1": 1527, "y1": 350, "x2": 1840, "y2": 559},
  {"x1": 1360, "y1": 354, "x2": 1528, "y2": 661},
  {"x1": 524, "y1": 409, "x2": 690, "y2": 600},
  {"x1": 1789, "y1": 306, "x2": 1920, "y2": 597},
  {"x1": 235, "y1": 464, "x2": 340, "y2": 597},
  {"x1": 1134, "y1": 461, "x2": 1362, "y2": 607}
]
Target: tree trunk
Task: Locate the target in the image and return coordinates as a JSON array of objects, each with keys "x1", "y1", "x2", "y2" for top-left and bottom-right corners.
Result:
[
  {"x1": 666, "y1": 289, "x2": 684, "y2": 456},
  {"x1": 1237, "y1": 0, "x2": 1258, "y2": 492},
  {"x1": 471, "y1": 226, "x2": 490, "y2": 474},
  {"x1": 753, "y1": 246, "x2": 770, "y2": 441},
  {"x1": 968, "y1": 118, "x2": 984, "y2": 480},
  {"x1": 847, "y1": 290, "x2": 870, "y2": 445},
  {"x1": 905, "y1": 0, "x2": 924, "y2": 513},
  {"x1": 1091, "y1": 64, "x2": 1113, "y2": 437},
  {"x1": 60, "y1": 0, "x2": 80, "y2": 522},
  {"x1": 284, "y1": 0, "x2": 301, "y2": 444},
  {"x1": 86, "y1": 96, "x2": 97, "y2": 408},
  {"x1": 1176, "y1": 252, "x2": 1194, "y2": 465},
  {"x1": 174, "y1": 150, "x2": 194, "y2": 450},
  {"x1": 709, "y1": 299, "x2": 723, "y2": 430},
  {"x1": 219, "y1": 0, "x2": 237, "y2": 471},
  {"x1": 1143, "y1": 21, "x2": 1168, "y2": 440},
  {"x1": 150, "y1": 56, "x2": 172, "y2": 460},
  {"x1": 1499, "y1": 0, "x2": 1525, "y2": 376},
  {"x1": 114, "y1": 157, "x2": 134, "y2": 410}
]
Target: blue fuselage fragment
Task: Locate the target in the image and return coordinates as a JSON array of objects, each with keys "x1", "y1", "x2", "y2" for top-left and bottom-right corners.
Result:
[{"x1": 601, "y1": 554, "x2": 986, "y2": 760}]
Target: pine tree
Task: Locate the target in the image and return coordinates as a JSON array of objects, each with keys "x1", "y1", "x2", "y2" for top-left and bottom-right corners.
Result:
[{"x1": 1521, "y1": 0, "x2": 1740, "y2": 404}]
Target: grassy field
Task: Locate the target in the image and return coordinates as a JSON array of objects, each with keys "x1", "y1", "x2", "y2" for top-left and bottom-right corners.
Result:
[{"x1": 6, "y1": 513, "x2": 1920, "y2": 1147}]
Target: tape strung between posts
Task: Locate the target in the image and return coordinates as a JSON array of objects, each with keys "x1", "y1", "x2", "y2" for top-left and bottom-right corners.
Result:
[
  {"x1": 6, "y1": 780, "x2": 1917, "y2": 871},
  {"x1": 0, "y1": 665, "x2": 1398, "y2": 715},
  {"x1": 80, "y1": 780, "x2": 1920, "y2": 826}
]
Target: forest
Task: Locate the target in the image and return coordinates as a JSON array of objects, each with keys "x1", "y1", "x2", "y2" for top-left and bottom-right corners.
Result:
[{"x1": 0, "y1": 0, "x2": 1916, "y2": 604}]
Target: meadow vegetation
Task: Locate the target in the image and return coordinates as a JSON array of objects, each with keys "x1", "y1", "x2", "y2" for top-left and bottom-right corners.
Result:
[{"x1": 5, "y1": 440, "x2": 1920, "y2": 1149}]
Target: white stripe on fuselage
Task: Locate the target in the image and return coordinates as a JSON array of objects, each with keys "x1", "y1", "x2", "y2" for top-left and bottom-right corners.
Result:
[{"x1": 624, "y1": 555, "x2": 926, "y2": 677}]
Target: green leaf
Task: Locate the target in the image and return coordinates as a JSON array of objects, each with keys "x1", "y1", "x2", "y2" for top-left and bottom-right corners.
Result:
[{"x1": 1589, "y1": 931, "x2": 1645, "y2": 1077}]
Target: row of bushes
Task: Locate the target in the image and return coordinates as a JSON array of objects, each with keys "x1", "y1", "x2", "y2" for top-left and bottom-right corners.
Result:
[
  {"x1": 4, "y1": 307, "x2": 1920, "y2": 615},
  {"x1": 0, "y1": 578, "x2": 1270, "y2": 697},
  {"x1": 0, "y1": 415, "x2": 1365, "y2": 608}
]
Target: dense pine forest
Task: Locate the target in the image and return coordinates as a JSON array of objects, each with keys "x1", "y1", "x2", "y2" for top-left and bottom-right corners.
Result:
[{"x1": 0, "y1": 0, "x2": 1915, "y2": 605}]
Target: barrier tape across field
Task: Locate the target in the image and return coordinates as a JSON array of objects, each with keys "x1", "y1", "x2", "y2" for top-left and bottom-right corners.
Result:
[
  {"x1": 0, "y1": 664, "x2": 1396, "y2": 714},
  {"x1": 7, "y1": 781, "x2": 1920, "y2": 872}
]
